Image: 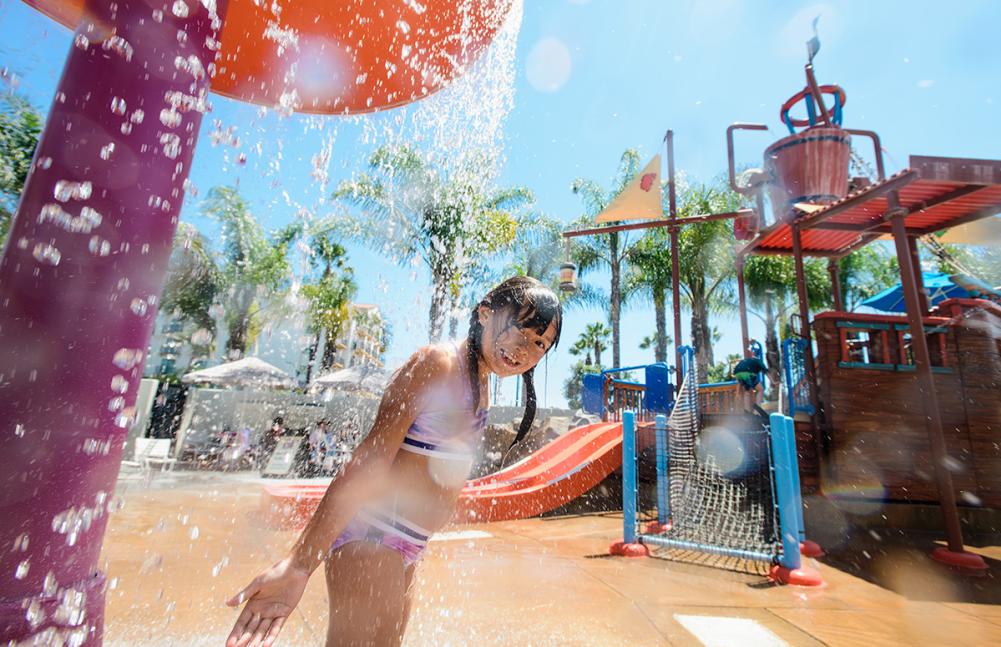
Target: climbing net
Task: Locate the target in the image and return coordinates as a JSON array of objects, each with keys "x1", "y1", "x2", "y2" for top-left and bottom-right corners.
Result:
[{"x1": 638, "y1": 351, "x2": 780, "y2": 567}]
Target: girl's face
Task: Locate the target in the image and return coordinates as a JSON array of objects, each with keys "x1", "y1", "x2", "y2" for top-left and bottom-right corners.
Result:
[{"x1": 478, "y1": 306, "x2": 558, "y2": 378}]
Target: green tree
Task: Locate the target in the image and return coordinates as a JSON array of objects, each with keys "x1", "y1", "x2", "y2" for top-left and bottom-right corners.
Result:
[
  {"x1": 837, "y1": 244, "x2": 899, "y2": 311},
  {"x1": 563, "y1": 359, "x2": 602, "y2": 411},
  {"x1": 496, "y1": 212, "x2": 605, "y2": 310},
  {"x1": 325, "y1": 145, "x2": 529, "y2": 341},
  {"x1": 639, "y1": 332, "x2": 672, "y2": 357},
  {"x1": 203, "y1": 186, "x2": 298, "y2": 358},
  {"x1": 300, "y1": 229, "x2": 356, "y2": 381},
  {"x1": 626, "y1": 226, "x2": 674, "y2": 363},
  {"x1": 159, "y1": 222, "x2": 221, "y2": 369},
  {"x1": 672, "y1": 178, "x2": 745, "y2": 380},
  {"x1": 743, "y1": 255, "x2": 831, "y2": 395},
  {"x1": 0, "y1": 94, "x2": 42, "y2": 245},
  {"x1": 569, "y1": 322, "x2": 610, "y2": 368},
  {"x1": 571, "y1": 149, "x2": 645, "y2": 369}
]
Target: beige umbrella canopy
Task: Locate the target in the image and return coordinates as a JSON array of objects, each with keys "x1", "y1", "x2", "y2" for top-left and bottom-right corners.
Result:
[
  {"x1": 310, "y1": 365, "x2": 390, "y2": 397},
  {"x1": 181, "y1": 357, "x2": 296, "y2": 389}
]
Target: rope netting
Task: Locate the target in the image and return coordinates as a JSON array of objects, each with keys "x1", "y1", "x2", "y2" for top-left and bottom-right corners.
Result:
[{"x1": 637, "y1": 351, "x2": 780, "y2": 566}]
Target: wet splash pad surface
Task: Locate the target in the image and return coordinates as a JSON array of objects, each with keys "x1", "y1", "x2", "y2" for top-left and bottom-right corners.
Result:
[{"x1": 102, "y1": 472, "x2": 1001, "y2": 646}]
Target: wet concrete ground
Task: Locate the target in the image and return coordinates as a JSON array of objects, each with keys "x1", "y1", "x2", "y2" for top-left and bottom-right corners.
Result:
[{"x1": 102, "y1": 469, "x2": 1001, "y2": 646}]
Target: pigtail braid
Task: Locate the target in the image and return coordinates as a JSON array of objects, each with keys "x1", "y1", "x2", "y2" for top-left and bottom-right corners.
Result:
[{"x1": 510, "y1": 367, "x2": 537, "y2": 447}]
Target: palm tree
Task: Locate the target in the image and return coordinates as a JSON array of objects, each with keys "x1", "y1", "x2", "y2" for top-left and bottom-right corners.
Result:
[
  {"x1": 493, "y1": 212, "x2": 605, "y2": 310},
  {"x1": 638, "y1": 333, "x2": 672, "y2": 357},
  {"x1": 836, "y1": 244, "x2": 900, "y2": 311},
  {"x1": 159, "y1": 222, "x2": 221, "y2": 369},
  {"x1": 300, "y1": 229, "x2": 357, "y2": 381},
  {"x1": 671, "y1": 178, "x2": 744, "y2": 380},
  {"x1": 743, "y1": 255, "x2": 831, "y2": 394},
  {"x1": 572, "y1": 322, "x2": 610, "y2": 368},
  {"x1": 571, "y1": 149, "x2": 645, "y2": 368},
  {"x1": 626, "y1": 226, "x2": 674, "y2": 363},
  {"x1": 203, "y1": 186, "x2": 298, "y2": 358},
  {"x1": 323, "y1": 145, "x2": 531, "y2": 341}
]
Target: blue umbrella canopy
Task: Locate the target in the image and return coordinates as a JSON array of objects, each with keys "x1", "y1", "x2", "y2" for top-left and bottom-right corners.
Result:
[{"x1": 861, "y1": 272, "x2": 970, "y2": 312}]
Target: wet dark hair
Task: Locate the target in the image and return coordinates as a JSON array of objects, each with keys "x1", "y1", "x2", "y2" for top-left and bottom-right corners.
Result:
[{"x1": 466, "y1": 276, "x2": 563, "y2": 447}]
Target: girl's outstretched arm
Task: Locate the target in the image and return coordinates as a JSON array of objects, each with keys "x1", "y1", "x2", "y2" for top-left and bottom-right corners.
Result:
[{"x1": 224, "y1": 345, "x2": 450, "y2": 647}]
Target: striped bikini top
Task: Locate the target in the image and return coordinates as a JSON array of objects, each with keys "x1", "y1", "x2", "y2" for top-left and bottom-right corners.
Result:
[{"x1": 400, "y1": 342, "x2": 488, "y2": 461}]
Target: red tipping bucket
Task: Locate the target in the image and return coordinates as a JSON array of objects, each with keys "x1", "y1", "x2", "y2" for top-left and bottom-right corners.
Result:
[{"x1": 764, "y1": 127, "x2": 850, "y2": 220}]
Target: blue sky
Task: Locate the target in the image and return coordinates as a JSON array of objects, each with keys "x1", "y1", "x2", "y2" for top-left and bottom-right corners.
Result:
[{"x1": 2, "y1": 0, "x2": 1000, "y2": 407}]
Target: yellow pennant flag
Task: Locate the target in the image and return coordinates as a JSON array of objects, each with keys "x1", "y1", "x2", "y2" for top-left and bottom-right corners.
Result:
[{"x1": 595, "y1": 154, "x2": 664, "y2": 223}]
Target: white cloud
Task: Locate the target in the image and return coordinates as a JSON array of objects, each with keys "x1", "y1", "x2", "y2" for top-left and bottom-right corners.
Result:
[{"x1": 917, "y1": 79, "x2": 935, "y2": 89}]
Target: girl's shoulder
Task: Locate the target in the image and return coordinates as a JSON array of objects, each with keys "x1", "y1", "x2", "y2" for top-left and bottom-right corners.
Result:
[{"x1": 394, "y1": 343, "x2": 459, "y2": 388}]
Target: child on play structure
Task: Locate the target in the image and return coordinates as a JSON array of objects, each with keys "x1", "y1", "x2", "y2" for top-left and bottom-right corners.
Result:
[
  {"x1": 226, "y1": 276, "x2": 563, "y2": 647},
  {"x1": 732, "y1": 349, "x2": 768, "y2": 413}
]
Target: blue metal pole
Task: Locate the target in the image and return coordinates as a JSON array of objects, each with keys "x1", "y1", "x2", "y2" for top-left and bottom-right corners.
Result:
[
  {"x1": 769, "y1": 413, "x2": 802, "y2": 571},
  {"x1": 783, "y1": 415, "x2": 806, "y2": 542},
  {"x1": 655, "y1": 414, "x2": 668, "y2": 525},
  {"x1": 622, "y1": 411, "x2": 637, "y2": 544}
]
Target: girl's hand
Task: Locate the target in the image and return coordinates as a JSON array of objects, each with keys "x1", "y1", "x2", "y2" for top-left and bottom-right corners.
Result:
[{"x1": 225, "y1": 557, "x2": 310, "y2": 647}]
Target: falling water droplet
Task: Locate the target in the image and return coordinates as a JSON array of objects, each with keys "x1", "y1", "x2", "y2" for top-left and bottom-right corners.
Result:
[
  {"x1": 130, "y1": 298, "x2": 149, "y2": 316},
  {"x1": 189, "y1": 526, "x2": 199, "y2": 540},
  {"x1": 99, "y1": 143, "x2": 116, "y2": 160},
  {"x1": 32, "y1": 243, "x2": 61, "y2": 266},
  {"x1": 160, "y1": 133, "x2": 181, "y2": 159},
  {"x1": 14, "y1": 559, "x2": 29, "y2": 580},
  {"x1": 107, "y1": 397, "x2": 125, "y2": 412},
  {"x1": 43, "y1": 572, "x2": 58, "y2": 596},
  {"x1": 110, "y1": 97, "x2": 127, "y2": 116},
  {"x1": 112, "y1": 348, "x2": 143, "y2": 370},
  {"x1": 172, "y1": 0, "x2": 189, "y2": 18},
  {"x1": 88, "y1": 236, "x2": 111, "y2": 256},
  {"x1": 152, "y1": 9, "x2": 163, "y2": 22},
  {"x1": 110, "y1": 375, "x2": 129, "y2": 394},
  {"x1": 36, "y1": 157, "x2": 52, "y2": 170},
  {"x1": 73, "y1": 34, "x2": 90, "y2": 50}
]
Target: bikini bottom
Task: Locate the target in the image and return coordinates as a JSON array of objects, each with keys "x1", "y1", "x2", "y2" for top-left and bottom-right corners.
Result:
[{"x1": 329, "y1": 509, "x2": 432, "y2": 567}]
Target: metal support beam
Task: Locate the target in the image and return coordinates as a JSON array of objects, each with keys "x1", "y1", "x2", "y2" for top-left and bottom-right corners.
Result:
[
  {"x1": 790, "y1": 224, "x2": 822, "y2": 440},
  {"x1": 889, "y1": 208, "x2": 966, "y2": 554},
  {"x1": 667, "y1": 130, "x2": 683, "y2": 390},
  {"x1": 828, "y1": 259, "x2": 844, "y2": 311},
  {"x1": 736, "y1": 255, "x2": 750, "y2": 357},
  {"x1": 908, "y1": 235, "x2": 929, "y2": 314}
]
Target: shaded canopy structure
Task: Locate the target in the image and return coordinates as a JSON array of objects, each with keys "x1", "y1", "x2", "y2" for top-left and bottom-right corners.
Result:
[
  {"x1": 181, "y1": 356, "x2": 296, "y2": 389},
  {"x1": 310, "y1": 365, "x2": 389, "y2": 397}
]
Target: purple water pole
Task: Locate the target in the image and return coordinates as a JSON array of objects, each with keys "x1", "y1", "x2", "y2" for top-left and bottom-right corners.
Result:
[{"x1": 0, "y1": 0, "x2": 228, "y2": 643}]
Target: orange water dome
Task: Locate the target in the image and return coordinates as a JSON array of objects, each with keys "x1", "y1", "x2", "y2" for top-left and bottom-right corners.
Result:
[{"x1": 23, "y1": 0, "x2": 515, "y2": 114}]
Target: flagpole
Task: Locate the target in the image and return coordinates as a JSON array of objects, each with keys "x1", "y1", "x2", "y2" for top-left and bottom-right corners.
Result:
[{"x1": 666, "y1": 130, "x2": 683, "y2": 390}]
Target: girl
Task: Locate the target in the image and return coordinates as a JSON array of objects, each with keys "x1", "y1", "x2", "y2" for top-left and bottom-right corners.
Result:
[{"x1": 226, "y1": 276, "x2": 562, "y2": 647}]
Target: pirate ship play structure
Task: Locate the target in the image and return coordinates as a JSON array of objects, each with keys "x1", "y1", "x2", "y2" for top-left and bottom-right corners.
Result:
[{"x1": 567, "y1": 51, "x2": 1001, "y2": 573}]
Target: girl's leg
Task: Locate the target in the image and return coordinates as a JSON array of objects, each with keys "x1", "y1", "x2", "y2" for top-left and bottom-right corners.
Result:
[
  {"x1": 399, "y1": 563, "x2": 420, "y2": 637},
  {"x1": 325, "y1": 542, "x2": 408, "y2": 647}
]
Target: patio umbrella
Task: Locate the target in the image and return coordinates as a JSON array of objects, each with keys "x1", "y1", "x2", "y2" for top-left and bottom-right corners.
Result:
[
  {"x1": 181, "y1": 357, "x2": 296, "y2": 389},
  {"x1": 861, "y1": 272, "x2": 972, "y2": 313},
  {"x1": 310, "y1": 365, "x2": 390, "y2": 397}
]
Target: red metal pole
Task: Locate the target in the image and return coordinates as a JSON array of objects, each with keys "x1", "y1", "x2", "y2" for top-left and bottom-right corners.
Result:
[
  {"x1": 667, "y1": 131, "x2": 683, "y2": 389},
  {"x1": 889, "y1": 210, "x2": 980, "y2": 566},
  {"x1": 907, "y1": 235, "x2": 929, "y2": 314},
  {"x1": 790, "y1": 224, "x2": 823, "y2": 451},
  {"x1": 0, "y1": 1, "x2": 228, "y2": 643},
  {"x1": 736, "y1": 255, "x2": 750, "y2": 357},
  {"x1": 828, "y1": 259, "x2": 844, "y2": 311}
]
